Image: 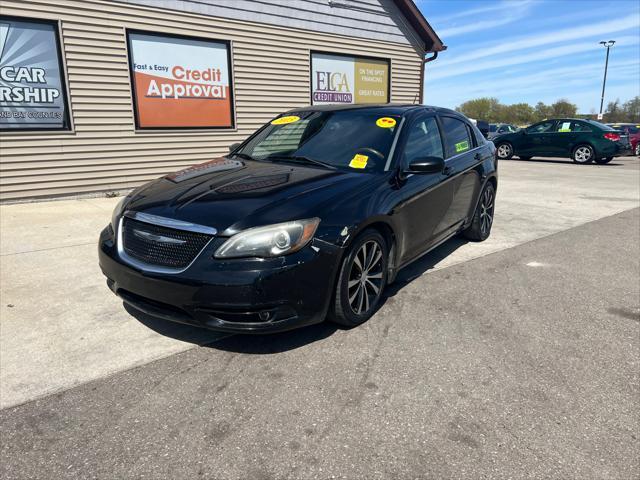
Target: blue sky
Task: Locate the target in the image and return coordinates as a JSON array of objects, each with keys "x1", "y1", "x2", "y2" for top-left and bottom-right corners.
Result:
[{"x1": 416, "y1": 0, "x2": 640, "y2": 112}]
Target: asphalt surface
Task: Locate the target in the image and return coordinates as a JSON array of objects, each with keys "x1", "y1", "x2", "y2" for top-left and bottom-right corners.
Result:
[
  {"x1": 2, "y1": 156, "x2": 639, "y2": 410},
  {"x1": 1, "y1": 207, "x2": 638, "y2": 480}
]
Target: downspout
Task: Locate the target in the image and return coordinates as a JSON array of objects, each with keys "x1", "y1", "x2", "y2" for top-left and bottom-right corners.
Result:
[{"x1": 418, "y1": 51, "x2": 439, "y2": 104}]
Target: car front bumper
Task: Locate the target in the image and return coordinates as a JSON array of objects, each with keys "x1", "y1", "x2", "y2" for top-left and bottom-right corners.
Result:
[{"x1": 98, "y1": 226, "x2": 343, "y2": 333}]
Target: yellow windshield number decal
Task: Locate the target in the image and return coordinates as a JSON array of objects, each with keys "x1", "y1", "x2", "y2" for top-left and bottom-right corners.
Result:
[
  {"x1": 376, "y1": 117, "x2": 397, "y2": 128},
  {"x1": 455, "y1": 140, "x2": 469, "y2": 153},
  {"x1": 271, "y1": 115, "x2": 300, "y2": 125},
  {"x1": 349, "y1": 154, "x2": 369, "y2": 169}
]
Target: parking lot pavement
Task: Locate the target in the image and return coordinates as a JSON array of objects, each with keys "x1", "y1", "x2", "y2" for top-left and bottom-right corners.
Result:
[
  {"x1": 0, "y1": 156, "x2": 639, "y2": 411},
  {"x1": 1, "y1": 206, "x2": 638, "y2": 480}
]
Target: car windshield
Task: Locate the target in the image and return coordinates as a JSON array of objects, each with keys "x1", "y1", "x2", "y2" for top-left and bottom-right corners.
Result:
[{"x1": 235, "y1": 110, "x2": 402, "y2": 172}]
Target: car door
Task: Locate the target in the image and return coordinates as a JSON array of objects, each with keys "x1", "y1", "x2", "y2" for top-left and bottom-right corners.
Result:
[
  {"x1": 438, "y1": 115, "x2": 483, "y2": 229},
  {"x1": 392, "y1": 114, "x2": 455, "y2": 263},
  {"x1": 520, "y1": 120, "x2": 557, "y2": 156},
  {"x1": 549, "y1": 120, "x2": 576, "y2": 156}
]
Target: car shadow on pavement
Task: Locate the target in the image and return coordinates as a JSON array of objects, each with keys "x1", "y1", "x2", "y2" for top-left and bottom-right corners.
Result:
[
  {"x1": 124, "y1": 302, "x2": 338, "y2": 354},
  {"x1": 508, "y1": 158, "x2": 625, "y2": 166},
  {"x1": 383, "y1": 235, "x2": 469, "y2": 298},
  {"x1": 125, "y1": 236, "x2": 469, "y2": 353}
]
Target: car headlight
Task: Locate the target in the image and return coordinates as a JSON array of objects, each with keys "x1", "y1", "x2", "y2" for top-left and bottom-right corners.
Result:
[
  {"x1": 111, "y1": 196, "x2": 128, "y2": 231},
  {"x1": 215, "y1": 218, "x2": 320, "y2": 258}
]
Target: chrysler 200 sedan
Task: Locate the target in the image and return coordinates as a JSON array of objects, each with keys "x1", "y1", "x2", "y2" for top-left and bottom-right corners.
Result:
[{"x1": 99, "y1": 105, "x2": 497, "y2": 333}]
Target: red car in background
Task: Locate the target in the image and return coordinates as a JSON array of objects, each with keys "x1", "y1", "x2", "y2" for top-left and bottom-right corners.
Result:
[{"x1": 608, "y1": 123, "x2": 640, "y2": 156}]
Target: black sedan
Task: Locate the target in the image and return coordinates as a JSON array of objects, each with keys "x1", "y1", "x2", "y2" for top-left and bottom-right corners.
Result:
[{"x1": 99, "y1": 105, "x2": 497, "y2": 333}]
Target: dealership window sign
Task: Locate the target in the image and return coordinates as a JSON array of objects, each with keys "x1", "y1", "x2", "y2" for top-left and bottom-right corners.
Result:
[
  {"x1": 0, "y1": 17, "x2": 70, "y2": 131},
  {"x1": 127, "y1": 31, "x2": 234, "y2": 129},
  {"x1": 311, "y1": 52, "x2": 389, "y2": 105}
]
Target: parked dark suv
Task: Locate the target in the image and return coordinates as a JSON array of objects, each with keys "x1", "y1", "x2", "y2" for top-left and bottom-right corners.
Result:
[
  {"x1": 493, "y1": 118, "x2": 631, "y2": 164},
  {"x1": 99, "y1": 105, "x2": 497, "y2": 333}
]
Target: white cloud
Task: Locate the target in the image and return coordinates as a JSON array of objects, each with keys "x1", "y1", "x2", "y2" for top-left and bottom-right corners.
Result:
[
  {"x1": 438, "y1": 15, "x2": 640, "y2": 67},
  {"x1": 435, "y1": 1, "x2": 534, "y2": 38},
  {"x1": 427, "y1": 35, "x2": 640, "y2": 81}
]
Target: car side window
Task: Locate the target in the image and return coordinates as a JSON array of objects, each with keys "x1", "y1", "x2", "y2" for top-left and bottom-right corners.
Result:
[
  {"x1": 556, "y1": 121, "x2": 573, "y2": 132},
  {"x1": 527, "y1": 121, "x2": 556, "y2": 133},
  {"x1": 440, "y1": 116, "x2": 472, "y2": 158},
  {"x1": 570, "y1": 121, "x2": 592, "y2": 133},
  {"x1": 403, "y1": 116, "x2": 444, "y2": 166}
]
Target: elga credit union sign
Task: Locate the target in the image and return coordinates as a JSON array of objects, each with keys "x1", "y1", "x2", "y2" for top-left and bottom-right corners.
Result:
[
  {"x1": 0, "y1": 17, "x2": 69, "y2": 130},
  {"x1": 311, "y1": 52, "x2": 389, "y2": 105},
  {"x1": 127, "y1": 32, "x2": 234, "y2": 129}
]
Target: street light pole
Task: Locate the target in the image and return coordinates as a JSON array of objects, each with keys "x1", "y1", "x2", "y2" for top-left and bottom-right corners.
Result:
[{"x1": 598, "y1": 40, "x2": 615, "y2": 120}]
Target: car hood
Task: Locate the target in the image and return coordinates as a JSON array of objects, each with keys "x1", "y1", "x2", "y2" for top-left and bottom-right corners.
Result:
[{"x1": 125, "y1": 157, "x2": 375, "y2": 235}]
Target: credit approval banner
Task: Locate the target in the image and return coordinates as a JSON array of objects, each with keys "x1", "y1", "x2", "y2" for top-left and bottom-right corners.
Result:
[
  {"x1": 311, "y1": 52, "x2": 389, "y2": 105},
  {"x1": 128, "y1": 32, "x2": 233, "y2": 128}
]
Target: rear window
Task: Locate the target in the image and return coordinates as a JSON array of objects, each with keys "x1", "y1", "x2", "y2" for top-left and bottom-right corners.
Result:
[{"x1": 587, "y1": 120, "x2": 615, "y2": 131}]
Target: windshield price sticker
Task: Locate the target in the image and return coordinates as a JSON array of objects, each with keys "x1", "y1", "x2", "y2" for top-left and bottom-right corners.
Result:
[
  {"x1": 349, "y1": 154, "x2": 369, "y2": 169},
  {"x1": 376, "y1": 117, "x2": 396, "y2": 128},
  {"x1": 455, "y1": 140, "x2": 470, "y2": 153},
  {"x1": 271, "y1": 115, "x2": 300, "y2": 125}
]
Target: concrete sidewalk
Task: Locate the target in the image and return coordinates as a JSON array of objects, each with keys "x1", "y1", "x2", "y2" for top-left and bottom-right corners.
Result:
[{"x1": 1, "y1": 157, "x2": 639, "y2": 409}]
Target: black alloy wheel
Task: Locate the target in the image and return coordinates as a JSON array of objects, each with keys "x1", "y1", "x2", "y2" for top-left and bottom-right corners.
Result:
[
  {"x1": 463, "y1": 183, "x2": 495, "y2": 241},
  {"x1": 330, "y1": 230, "x2": 388, "y2": 327}
]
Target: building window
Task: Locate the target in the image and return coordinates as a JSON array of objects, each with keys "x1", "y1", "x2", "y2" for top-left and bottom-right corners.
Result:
[
  {"x1": 127, "y1": 31, "x2": 235, "y2": 130},
  {"x1": 0, "y1": 16, "x2": 70, "y2": 131},
  {"x1": 310, "y1": 51, "x2": 390, "y2": 105}
]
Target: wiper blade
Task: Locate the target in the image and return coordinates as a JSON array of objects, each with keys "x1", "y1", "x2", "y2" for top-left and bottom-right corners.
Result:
[{"x1": 266, "y1": 155, "x2": 335, "y2": 170}]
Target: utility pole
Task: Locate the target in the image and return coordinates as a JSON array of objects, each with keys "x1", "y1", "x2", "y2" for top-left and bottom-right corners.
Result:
[{"x1": 598, "y1": 40, "x2": 615, "y2": 120}]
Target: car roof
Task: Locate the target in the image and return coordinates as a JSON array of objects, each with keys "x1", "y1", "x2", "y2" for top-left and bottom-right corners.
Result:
[{"x1": 283, "y1": 104, "x2": 463, "y2": 118}]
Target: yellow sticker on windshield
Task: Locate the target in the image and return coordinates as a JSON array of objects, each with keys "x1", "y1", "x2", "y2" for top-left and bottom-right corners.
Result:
[
  {"x1": 455, "y1": 140, "x2": 469, "y2": 153},
  {"x1": 376, "y1": 117, "x2": 397, "y2": 128},
  {"x1": 349, "y1": 154, "x2": 369, "y2": 169},
  {"x1": 271, "y1": 115, "x2": 300, "y2": 125}
]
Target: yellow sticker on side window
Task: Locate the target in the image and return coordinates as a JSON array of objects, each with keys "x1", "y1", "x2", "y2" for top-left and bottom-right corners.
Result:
[
  {"x1": 349, "y1": 154, "x2": 369, "y2": 169},
  {"x1": 455, "y1": 140, "x2": 469, "y2": 153},
  {"x1": 376, "y1": 117, "x2": 397, "y2": 128},
  {"x1": 271, "y1": 115, "x2": 300, "y2": 125}
]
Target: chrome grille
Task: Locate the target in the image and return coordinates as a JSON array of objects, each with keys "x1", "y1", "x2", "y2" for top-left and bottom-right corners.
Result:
[{"x1": 121, "y1": 217, "x2": 213, "y2": 269}]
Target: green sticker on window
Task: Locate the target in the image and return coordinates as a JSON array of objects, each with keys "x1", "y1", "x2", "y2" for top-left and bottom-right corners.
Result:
[{"x1": 455, "y1": 140, "x2": 469, "y2": 153}]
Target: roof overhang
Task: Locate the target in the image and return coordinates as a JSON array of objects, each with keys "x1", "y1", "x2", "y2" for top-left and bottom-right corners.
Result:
[{"x1": 392, "y1": 0, "x2": 446, "y2": 53}]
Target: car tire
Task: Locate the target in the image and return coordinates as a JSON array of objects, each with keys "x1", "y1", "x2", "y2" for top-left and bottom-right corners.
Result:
[
  {"x1": 329, "y1": 230, "x2": 388, "y2": 328},
  {"x1": 496, "y1": 142, "x2": 513, "y2": 160},
  {"x1": 635, "y1": 144, "x2": 640, "y2": 156},
  {"x1": 519, "y1": 156, "x2": 532, "y2": 160},
  {"x1": 595, "y1": 157, "x2": 613, "y2": 165},
  {"x1": 463, "y1": 182, "x2": 495, "y2": 242},
  {"x1": 572, "y1": 144, "x2": 594, "y2": 164}
]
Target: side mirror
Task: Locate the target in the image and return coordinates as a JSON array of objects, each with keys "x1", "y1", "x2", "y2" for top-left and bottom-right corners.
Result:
[
  {"x1": 229, "y1": 142, "x2": 241, "y2": 153},
  {"x1": 405, "y1": 156, "x2": 445, "y2": 174}
]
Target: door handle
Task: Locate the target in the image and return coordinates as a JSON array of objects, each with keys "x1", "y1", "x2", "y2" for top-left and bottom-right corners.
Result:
[
  {"x1": 474, "y1": 153, "x2": 482, "y2": 161},
  {"x1": 443, "y1": 166, "x2": 455, "y2": 176}
]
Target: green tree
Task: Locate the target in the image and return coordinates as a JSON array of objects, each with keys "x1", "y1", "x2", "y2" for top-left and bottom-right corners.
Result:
[
  {"x1": 605, "y1": 99, "x2": 622, "y2": 122},
  {"x1": 622, "y1": 96, "x2": 639, "y2": 122},
  {"x1": 550, "y1": 99, "x2": 577, "y2": 118},
  {"x1": 503, "y1": 103, "x2": 535, "y2": 125},
  {"x1": 456, "y1": 97, "x2": 501, "y2": 121},
  {"x1": 534, "y1": 102, "x2": 551, "y2": 122}
]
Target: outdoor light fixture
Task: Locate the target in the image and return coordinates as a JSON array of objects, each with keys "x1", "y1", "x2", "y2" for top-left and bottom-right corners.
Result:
[{"x1": 598, "y1": 40, "x2": 616, "y2": 120}]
